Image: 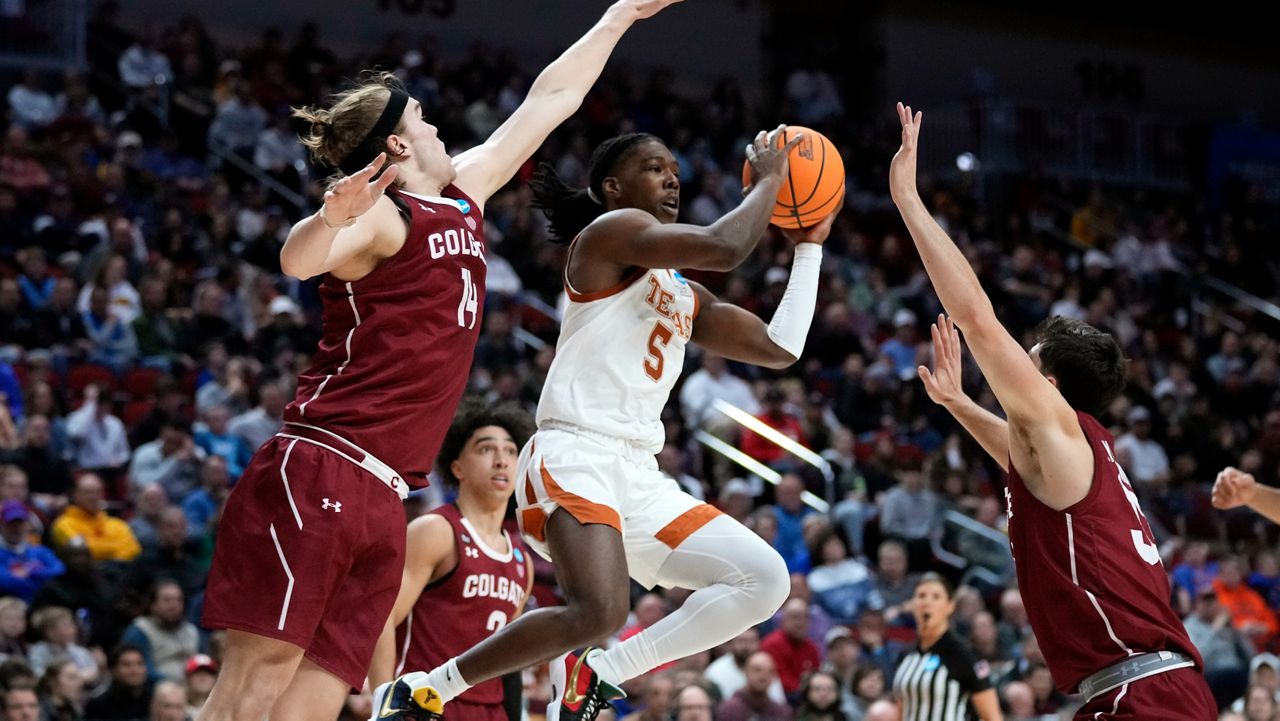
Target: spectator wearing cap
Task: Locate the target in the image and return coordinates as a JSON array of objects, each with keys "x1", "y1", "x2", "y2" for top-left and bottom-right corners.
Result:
[
  {"x1": 0, "y1": 500, "x2": 64, "y2": 602},
  {"x1": 717, "y1": 477, "x2": 756, "y2": 525},
  {"x1": 1114, "y1": 406, "x2": 1170, "y2": 488},
  {"x1": 250, "y1": 295, "x2": 315, "y2": 364},
  {"x1": 127, "y1": 417, "x2": 204, "y2": 502},
  {"x1": 120, "y1": 580, "x2": 201, "y2": 683},
  {"x1": 1183, "y1": 584, "x2": 1251, "y2": 708},
  {"x1": 183, "y1": 654, "x2": 217, "y2": 717},
  {"x1": 879, "y1": 309, "x2": 920, "y2": 381},
  {"x1": 807, "y1": 528, "x2": 883, "y2": 625},
  {"x1": 50, "y1": 474, "x2": 141, "y2": 562},
  {"x1": 761, "y1": 598, "x2": 822, "y2": 698},
  {"x1": 679, "y1": 351, "x2": 759, "y2": 433},
  {"x1": 820, "y1": 627, "x2": 860, "y2": 709}
]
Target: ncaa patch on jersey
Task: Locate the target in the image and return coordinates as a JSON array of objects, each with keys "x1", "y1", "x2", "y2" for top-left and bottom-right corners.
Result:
[
  {"x1": 456, "y1": 198, "x2": 472, "y2": 214},
  {"x1": 514, "y1": 548, "x2": 524, "y2": 562},
  {"x1": 923, "y1": 655, "x2": 941, "y2": 672},
  {"x1": 672, "y1": 270, "x2": 689, "y2": 285}
]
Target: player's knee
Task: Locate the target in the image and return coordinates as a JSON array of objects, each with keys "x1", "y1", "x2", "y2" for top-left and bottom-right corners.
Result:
[
  {"x1": 567, "y1": 590, "x2": 629, "y2": 641},
  {"x1": 742, "y1": 546, "x2": 790, "y2": 621}
]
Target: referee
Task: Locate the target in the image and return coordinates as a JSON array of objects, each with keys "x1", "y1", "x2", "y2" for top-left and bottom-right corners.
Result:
[{"x1": 891, "y1": 573, "x2": 1002, "y2": 721}]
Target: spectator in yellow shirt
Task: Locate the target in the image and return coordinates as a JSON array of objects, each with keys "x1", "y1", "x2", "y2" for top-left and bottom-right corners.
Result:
[{"x1": 50, "y1": 473, "x2": 141, "y2": 561}]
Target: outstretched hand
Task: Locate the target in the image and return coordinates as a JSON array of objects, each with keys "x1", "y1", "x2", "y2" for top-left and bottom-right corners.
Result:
[
  {"x1": 1212, "y1": 466, "x2": 1257, "y2": 510},
  {"x1": 744, "y1": 125, "x2": 804, "y2": 192},
  {"x1": 889, "y1": 102, "x2": 923, "y2": 207},
  {"x1": 918, "y1": 314, "x2": 967, "y2": 408},
  {"x1": 321, "y1": 152, "x2": 399, "y2": 227},
  {"x1": 616, "y1": 0, "x2": 684, "y2": 20}
]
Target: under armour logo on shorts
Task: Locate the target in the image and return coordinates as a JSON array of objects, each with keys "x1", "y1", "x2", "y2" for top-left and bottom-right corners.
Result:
[{"x1": 322, "y1": 498, "x2": 342, "y2": 512}]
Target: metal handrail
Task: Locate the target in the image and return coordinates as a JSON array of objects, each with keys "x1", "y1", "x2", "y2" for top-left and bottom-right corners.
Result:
[
  {"x1": 693, "y1": 430, "x2": 829, "y2": 513},
  {"x1": 1200, "y1": 277, "x2": 1280, "y2": 323},
  {"x1": 711, "y1": 398, "x2": 837, "y2": 508}
]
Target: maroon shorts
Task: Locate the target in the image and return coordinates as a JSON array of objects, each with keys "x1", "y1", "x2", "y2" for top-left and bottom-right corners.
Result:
[
  {"x1": 1075, "y1": 667, "x2": 1216, "y2": 720},
  {"x1": 447, "y1": 699, "x2": 508, "y2": 721},
  {"x1": 203, "y1": 435, "x2": 407, "y2": 690}
]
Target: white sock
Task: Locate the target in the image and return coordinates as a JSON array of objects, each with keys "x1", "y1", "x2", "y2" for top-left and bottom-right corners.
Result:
[
  {"x1": 591, "y1": 515, "x2": 789, "y2": 685},
  {"x1": 407, "y1": 659, "x2": 472, "y2": 705}
]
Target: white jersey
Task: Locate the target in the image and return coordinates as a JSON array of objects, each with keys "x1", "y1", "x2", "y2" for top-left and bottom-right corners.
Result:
[{"x1": 537, "y1": 265, "x2": 698, "y2": 452}]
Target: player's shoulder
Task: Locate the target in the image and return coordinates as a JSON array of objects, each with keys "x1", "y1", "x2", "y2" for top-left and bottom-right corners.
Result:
[{"x1": 407, "y1": 510, "x2": 458, "y2": 544}]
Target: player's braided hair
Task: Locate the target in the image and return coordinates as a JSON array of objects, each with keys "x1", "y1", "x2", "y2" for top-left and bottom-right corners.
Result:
[
  {"x1": 530, "y1": 133, "x2": 660, "y2": 244},
  {"x1": 1032, "y1": 316, "x2": 1127, "y2": 417},
  {"x1": 436, "y1": 397, "x2": 534, "y2": 486}
]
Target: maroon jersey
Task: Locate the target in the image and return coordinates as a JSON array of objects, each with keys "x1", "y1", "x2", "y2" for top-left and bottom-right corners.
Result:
[
  {"x1": 395, "y1": 504, "x2": 528, "y2": 706},
  {"x1": 1006, "y1": 412, "x2": 1202, "y2": 694},
  {"x1": 284, "y1": 186, "x2": 486, "y2": 485}
]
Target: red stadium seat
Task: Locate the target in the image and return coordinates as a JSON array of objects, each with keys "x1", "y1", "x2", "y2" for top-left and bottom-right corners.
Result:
[
  {"x1": 122, "y1": 399, "x2": 155, "y2": 429},
  {"x1": 124, "y1": 367, "x2": 165, "y2": 399},
  {"x1": 66, "y1": 364, "x2": 117, "y2": 396}
]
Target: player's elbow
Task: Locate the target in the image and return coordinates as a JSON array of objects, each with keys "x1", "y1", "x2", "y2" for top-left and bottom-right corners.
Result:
[
  {"x1": 279, "y1": 252, "x2": 317, "y2": 281},
  {"x1": 758, "y1": 345, "x2": 799, "y2": 370}
]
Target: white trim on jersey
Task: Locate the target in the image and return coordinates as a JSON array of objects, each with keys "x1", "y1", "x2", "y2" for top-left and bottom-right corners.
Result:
[
  {"x1": 300, "y1": 282, "x2": 361, "y2": 418},
  {"x1": 397, "y1": 189, "x2": 469, "y2": 213},
  {"x1": 269, "y1": 523, "x2": 295, "y2": 630},
  {"x1": 1094, "y1": 682, "x2": 1129, "y2": 720},
  {"x1": 395, "y1": 615, "x2": 412, "y2": 676},
  {"x1": 1066, "y1": 513, "x2": 1136, "y2": 657},
  {"x1": 460, "y1": 517, "x2": 514, "y2": 561},
  {"x1": 280, "y1": 439, "x2": 302, "y2": 530}
]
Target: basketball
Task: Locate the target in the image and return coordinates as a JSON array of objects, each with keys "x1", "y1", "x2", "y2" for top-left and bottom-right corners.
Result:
[{"x1": 741, "y1": 125, "x2": 845, "y2": 229}]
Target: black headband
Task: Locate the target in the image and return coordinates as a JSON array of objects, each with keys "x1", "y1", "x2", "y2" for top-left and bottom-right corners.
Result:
[
  {"x1": 338, "y1": 89, "x2": 410, "y2": 176},
  {"x1": 587, "y1": 133, "x2": 657, "y2": 200}
]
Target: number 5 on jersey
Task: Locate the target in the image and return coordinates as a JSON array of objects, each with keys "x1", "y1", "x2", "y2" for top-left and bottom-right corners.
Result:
[
  {"x1": 457, "y1": 268, "x2": 478, "y2": 329},
  {"x1": 644, "y1": 321, "x2": 674, "y2": 381}
]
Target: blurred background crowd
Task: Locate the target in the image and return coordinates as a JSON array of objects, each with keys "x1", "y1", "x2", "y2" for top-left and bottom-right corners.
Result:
[{"x1": 0, "y1": 1, "x2": 1278, "y2": 720}]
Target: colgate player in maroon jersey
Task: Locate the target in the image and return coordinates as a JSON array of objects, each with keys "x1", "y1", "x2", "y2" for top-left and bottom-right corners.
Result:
[
  {"x1": 196, "y1": 3, "x2": 685, "y2": 721},
  {"x1": 368, "y1": 400, "x2": 535, "y2": 721},
  {"x1": 889, "y1": 101, "x2": 1215, "y2": 720}
]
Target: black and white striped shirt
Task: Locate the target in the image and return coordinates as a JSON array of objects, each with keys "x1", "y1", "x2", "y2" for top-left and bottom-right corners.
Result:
[{"x1": 892, "y1": 630, "x2": 992, "y2": 721}]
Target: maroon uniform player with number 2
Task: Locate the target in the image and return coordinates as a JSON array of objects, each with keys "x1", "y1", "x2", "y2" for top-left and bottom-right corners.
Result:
[
  {"x1": 197, "y1": 3, "x2": 684, "y2": 721},
  {"x1": 890, "y1": 101, "x2": 1215, "y2": 720}
]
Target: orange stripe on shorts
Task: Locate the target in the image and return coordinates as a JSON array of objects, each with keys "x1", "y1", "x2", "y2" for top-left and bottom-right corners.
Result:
[
  {"x1": 521, "y1": 507, "x2": 548, "y2": 543},
  {"x1": 655, "y1": 504, "x2": 723, "y2": 549},
  {"x1": 539, "y1": 460, "x2": 622, "y2": 532}
]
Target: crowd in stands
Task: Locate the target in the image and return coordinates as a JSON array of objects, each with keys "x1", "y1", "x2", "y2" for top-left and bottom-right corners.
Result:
[{"x1": 0, "y1": 2, "x2": 1278, "y2": 720}]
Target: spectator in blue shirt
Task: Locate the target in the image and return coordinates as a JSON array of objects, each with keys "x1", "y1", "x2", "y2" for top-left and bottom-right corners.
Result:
[
  {"x1": 183, "y1": 455, "x2": 230, "y2": 542},
  {"x1": 0, "y1": 500, "x2": 65, "y2": 602},
  {"x1": 192, "y1": 404, "x2": 251, "y2": 480},
  {"x1": 773, "y1": 473, "x2": 814, "y2": 574}
]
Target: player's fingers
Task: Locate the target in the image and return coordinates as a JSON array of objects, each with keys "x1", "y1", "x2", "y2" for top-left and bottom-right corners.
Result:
[
  {"x1": 360, "y1": 152, "x2": 387, "y2": 178},
  {"x1": 753, "y1": 129, "x2": 767, "y2": 149},
  {"x1": 782, "y1": 131, "x2": 805, "y2": 152},
  {"x1": 897, "y1": 102, "x2": 906, "y2": 124},
  {"x1": 375, "y1": 164, "x2": 399, "y2": 191},
  {"x1": 915, "y1": 110, "x2": 923, "y2": 129}
]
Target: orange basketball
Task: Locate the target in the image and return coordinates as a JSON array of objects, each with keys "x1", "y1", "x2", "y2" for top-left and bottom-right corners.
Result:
[{"x1": 741, "y1": 125, "x2": 845, "y2": 229}]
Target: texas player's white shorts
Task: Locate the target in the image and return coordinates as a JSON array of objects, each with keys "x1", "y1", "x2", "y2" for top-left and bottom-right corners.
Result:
[{"x1": 515, "y1": 422, "x2": 723, "y2": 590}]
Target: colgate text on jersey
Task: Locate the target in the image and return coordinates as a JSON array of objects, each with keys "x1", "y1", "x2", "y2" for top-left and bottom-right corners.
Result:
[
  {"x1": 461, "y1": 573, "x2": 525, "y2": 607},
  {"x1": 427, "y1": 226, "x2": 487, "y2": 264}
]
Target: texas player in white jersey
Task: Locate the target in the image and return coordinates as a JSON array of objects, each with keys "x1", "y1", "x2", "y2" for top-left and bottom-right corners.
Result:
[{"x1": 385, "y1": 127, "x2": 838, "y2": 721}]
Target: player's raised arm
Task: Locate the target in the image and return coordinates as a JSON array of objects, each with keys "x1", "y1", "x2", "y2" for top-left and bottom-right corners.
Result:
[
  {"x1": 452, "y1": 0, "x2": 683, "y2": 206},
  {"x1": 279, "y1": 151, "x2": 402, "y2": 280},
  {"x1": 577, "y1": 127, "x2": 796, "y2": 272},
  {"x1": 686, "y1": 209, "x2": 835, "y2": 368},
  {"x1": 918, "y1": 315, "x2": 1011, "y2": 472}
]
